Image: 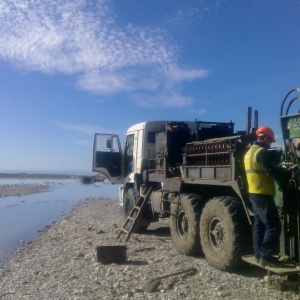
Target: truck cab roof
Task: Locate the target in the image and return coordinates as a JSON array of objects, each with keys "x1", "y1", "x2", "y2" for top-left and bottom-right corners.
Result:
[{"x1": 127, "y1": 121, "x2": 198, "y2": 133}]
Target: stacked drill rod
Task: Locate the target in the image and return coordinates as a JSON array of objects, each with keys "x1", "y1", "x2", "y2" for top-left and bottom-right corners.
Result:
[{"x1": 183, "y1": 138, "x2": 240, "y2": 166}]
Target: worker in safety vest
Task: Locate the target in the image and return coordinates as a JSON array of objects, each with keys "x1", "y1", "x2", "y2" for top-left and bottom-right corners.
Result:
[{"x1": 244, "y1": 126, "x2": 281, "y2": 267}]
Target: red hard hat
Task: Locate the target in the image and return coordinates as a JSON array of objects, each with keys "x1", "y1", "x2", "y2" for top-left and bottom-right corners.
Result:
[{"x1": 256, "y1": 126, "x2": 276, "y2": 143}]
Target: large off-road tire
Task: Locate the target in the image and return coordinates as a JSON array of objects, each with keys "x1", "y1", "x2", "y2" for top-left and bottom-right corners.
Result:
[
  {"x1": 123, "y1": 188, "x2": 135, "y2": 220},
  {"x1": 170, "y1": 193, "x2": 202, "y2": 256},
  {"x1": 200, "y1": 196, "x2": 252, "y2": 271},
  {"x1": 123, "y1": 187, "x2": 151, "y2": 232}
]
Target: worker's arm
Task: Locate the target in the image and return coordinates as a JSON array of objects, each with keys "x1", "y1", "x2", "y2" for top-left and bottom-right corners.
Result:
[{"x1": 257, "y1": 150, "x2": 290, "y2": 181}]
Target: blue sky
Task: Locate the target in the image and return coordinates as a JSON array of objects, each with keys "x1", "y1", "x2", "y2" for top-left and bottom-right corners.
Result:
[{"x1": 0, "y1": 0, "x2": 299, "y2": 172}]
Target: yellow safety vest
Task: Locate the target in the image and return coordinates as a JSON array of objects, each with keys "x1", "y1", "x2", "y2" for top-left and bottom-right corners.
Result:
[{"x1": 244, "y1": 144, "x2": 275, "y2": 196}]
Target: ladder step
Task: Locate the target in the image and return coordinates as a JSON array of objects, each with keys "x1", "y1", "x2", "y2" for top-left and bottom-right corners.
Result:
[{"x1": 116, "y1": 187, "x2": 152, "y2": 241}]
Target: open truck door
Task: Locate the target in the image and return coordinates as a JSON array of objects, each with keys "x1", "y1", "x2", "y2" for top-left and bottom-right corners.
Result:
[{"x1": 92, "y1": 134, "x2": 123, "y2": 184}]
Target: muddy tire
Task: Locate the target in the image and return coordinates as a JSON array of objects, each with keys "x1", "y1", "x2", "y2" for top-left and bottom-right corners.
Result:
[
  {"x1": 123, "y1": 187, "x2": 151, "y2": 232},
  {"x1": 200, "y1": 196, "x2": 251, "y2": 270},
  {"x1": 170, "y1": 193, "x2": 202, "y2": 256},
  {"x1": 123, "y1": 188, "x2": 135, "y2": 220}
]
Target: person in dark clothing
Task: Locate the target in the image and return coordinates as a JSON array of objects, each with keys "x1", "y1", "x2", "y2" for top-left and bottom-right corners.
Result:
[{"x1": 244, "y1": 126, "x2": 282, "y2": 267}]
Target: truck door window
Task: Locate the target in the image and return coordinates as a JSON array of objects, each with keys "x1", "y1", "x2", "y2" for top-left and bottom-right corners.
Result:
[
  {"x1": 95, "y1": 135, "x2": 120, "y2": 153},
  {"x1": 124, "y1": 134, "x2": 134, "y2": 175},
  {"x1": 93, "y1": 134, "x2": 122, "y2": 179}
]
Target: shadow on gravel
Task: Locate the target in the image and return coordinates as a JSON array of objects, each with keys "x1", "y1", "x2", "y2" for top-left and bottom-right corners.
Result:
[
  {"x1": 127, "y1": 226, "x2": 268, "y2": 279},
  {"x1": 141, "y1": 226, "x2": 171, "y2": 237},
  {"x1": 122, "y1": 260, "x2": 149, "y2": 266},
  {"x1": 231, "y1": 263, "x2": 267, "y2": 278}
]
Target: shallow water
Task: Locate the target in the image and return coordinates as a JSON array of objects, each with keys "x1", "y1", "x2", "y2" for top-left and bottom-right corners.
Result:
[{"x1": 0, "y1": 178, "x2": 119, "y2": 264}]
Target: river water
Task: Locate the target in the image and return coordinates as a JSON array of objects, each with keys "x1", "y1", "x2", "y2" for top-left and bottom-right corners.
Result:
[{"x1": 0, "y1": 178, "x2": 119, "y2": 264}]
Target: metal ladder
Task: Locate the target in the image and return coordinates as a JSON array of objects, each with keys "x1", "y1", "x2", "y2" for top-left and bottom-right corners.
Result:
[{"x1": 116, "y1": 187, "x2": 152, "y2": 242}]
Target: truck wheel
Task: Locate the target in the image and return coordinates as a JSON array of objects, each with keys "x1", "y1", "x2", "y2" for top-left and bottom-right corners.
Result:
[
  {"x1": 123, "y1": 188, "x2": 135, "y2": 220},
  {"x1": 200, "y1": 196, "x2": 251, "y2": 270},
  {"x1": 170, "y1": 193, "x2": 202, "y2": 256},
  {"x1": 123, "y1": 187, "x2": 151, "y2": 232}
]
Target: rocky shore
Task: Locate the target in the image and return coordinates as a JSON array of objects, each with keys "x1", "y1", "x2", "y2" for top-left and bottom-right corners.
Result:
[
  {"x1": 0, "y1": 194, "x2": 299, "y2": 299},
  {"x1": 0, "y1": 183, "x2": 53, "y2": 198},
  {"x1": 0, "y1": 173, "x2": 299, "y2": 299},
  {"x1": 0, "y1": 173, "x2": 79, "y2": 198},
  {"x1": 0, "y1": 172, "x2": 104, "y2": 198},
  {"x1": 0, "y1": 173, "x2": 83, "y2": 179}
]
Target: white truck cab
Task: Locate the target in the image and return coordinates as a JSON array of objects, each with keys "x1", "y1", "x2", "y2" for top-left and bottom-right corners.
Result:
[{"x1": 92, "y1": 120, "x2": 197, "y2": 205}]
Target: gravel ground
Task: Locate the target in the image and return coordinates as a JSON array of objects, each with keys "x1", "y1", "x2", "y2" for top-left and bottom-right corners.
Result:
[{"x1": 0, "y1": 196, "x2": 300, "y2": 300}]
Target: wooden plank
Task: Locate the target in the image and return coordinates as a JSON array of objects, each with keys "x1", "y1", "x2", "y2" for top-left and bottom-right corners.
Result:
[{"x1": 242, "y1": 255, "x2": 300, "y2": 275}]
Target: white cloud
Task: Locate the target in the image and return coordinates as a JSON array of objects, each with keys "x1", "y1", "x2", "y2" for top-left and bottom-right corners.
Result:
[
  {"x1": 0, "y1": 0, "x2": 209, "y2": 107},
  {"x1": 57, "y1": 122, "x2": 116, "y2": 136},
  {"x1": 165, "y1": 1, "x2": 219, "y2": 25},
  {"x1": 57, "y1": 122, "x2": 98, "y2": 135},
  {"x1": 166, "y1": 64, "x2": 209, "y2": 83},
  {"x1": 132, "y1": 92, "x2": 194, "y2": 108},
  {"x1": 73, "y1": 139, "x2": 90, "y2": 147},
  {"x1": 197, "y1": 108, "x2": 207, "y2": 115}
]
